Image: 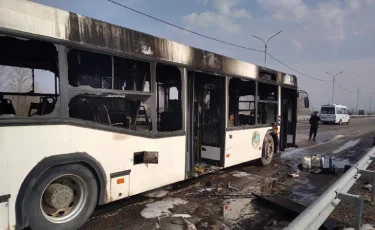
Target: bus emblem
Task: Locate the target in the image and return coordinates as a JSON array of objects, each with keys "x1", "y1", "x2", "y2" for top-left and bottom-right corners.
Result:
[{"x1": 252, "y1": 131, "x2": 261, "y2": 148}]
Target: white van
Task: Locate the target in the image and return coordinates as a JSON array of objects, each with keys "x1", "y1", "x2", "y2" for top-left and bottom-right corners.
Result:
[{"x1": 320, "y1": 104, "x2": 350, "y2": 125}]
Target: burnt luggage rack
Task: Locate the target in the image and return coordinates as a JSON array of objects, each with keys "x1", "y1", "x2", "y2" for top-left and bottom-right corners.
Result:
[{"x1": 285, "y1": 146, "x2": 375, "y2": 230}]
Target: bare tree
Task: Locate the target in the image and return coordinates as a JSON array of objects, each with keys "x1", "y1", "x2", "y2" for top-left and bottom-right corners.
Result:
[
  {"x1": 7, "y1": 67, "x2": 33, "y2": 93},
  {"x1": 2, "y1": 67, "x2": 38, "y2": 116}
]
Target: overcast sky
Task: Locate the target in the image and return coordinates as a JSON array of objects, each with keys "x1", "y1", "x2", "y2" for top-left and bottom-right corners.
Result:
[{"x1": 32, "y1": 0, "x2": 375, "y2": 111}]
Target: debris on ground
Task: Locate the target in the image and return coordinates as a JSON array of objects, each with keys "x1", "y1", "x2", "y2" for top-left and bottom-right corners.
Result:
[
  {"x1": 144, "y1": 190, "x2": 169, "y2": 198},
  {"x1": 342, "y1": 223, "x2": 375, "y2": 230},
  {"x1": 158, "y1": 216, "x2": 197, "y2": 230},
  {"x1": 232, "y1": 171, "x2": 251, "y2": 178},
  {"x1": 140, "y1": 198, "x2": 188, "y2": 218},
  {"x1": 362, "y1": 184, "x2": 373, "y2": 191},
  {"x1": 288, "y1": 173, "x2": 300, "y2": 178}
]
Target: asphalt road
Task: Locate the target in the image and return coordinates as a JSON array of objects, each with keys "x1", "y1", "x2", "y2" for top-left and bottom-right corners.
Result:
[{"x1": 80, "y1": 118, "x2": 375, "y2": 230}]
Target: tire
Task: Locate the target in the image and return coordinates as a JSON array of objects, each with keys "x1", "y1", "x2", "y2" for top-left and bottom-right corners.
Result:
[
  {"x1": 338, "y1": 119, "x2": 342, "y2": 125},
  {"x1": 347, "y1": 119, "x2": 350, "y2": 125},
  {"x1": 27, "y1": 164, "x2": 98, "y2": 230},
  {"x1": 261, "y1": 134, "x2": 275, "y2": 166},
  {"x1": 322, "y1": 122, "x2": 327, "y2": 125}
]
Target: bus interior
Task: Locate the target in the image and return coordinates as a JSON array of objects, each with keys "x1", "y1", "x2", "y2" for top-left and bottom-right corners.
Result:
[{"x1": 187, "y1": 71, "x2": 226, "y2": 175}]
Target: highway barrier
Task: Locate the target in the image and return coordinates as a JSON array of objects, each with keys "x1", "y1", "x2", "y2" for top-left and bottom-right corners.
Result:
[
  {"x1": 284, "y1": 146, "x2": 375, "y2": 230},
  {"x1": 298, "y1": 115, "x2": 375, "y2": 122}
]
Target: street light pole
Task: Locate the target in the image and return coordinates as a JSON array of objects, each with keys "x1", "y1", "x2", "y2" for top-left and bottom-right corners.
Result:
[
  {"x1": 252, "y1": 30, "x2": 282, "y2": 64},
  {"x1": 326, "y1": 71, "x2": 344, "y2": 104},
  {"x1": 353, "y1": 85, "x2": 365, "y2": 115},
  {"x1": 367, "y1": 92, "x2": 375, "y2": 115}
]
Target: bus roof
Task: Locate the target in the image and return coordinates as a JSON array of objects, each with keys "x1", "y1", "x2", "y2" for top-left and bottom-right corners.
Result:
[{"x1": 0, "y1": 0, "x2": 297, "y2": 88}]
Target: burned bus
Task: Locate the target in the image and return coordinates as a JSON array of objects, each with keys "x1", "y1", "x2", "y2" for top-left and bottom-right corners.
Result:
[{"x1": 0, "y1": 0, "x2": 309, "y2": 229}]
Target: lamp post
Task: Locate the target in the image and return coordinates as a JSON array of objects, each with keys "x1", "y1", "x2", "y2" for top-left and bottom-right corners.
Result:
[
  {"x1": 326, "y1": 71, "x2": 344, "y2": 104},
  {"x1": 367, "y1": 92, "x2": 375, "y2": 115},
  {"x1": 252, "y1": 30, "x2": 282, "y2": 64},
  {"x1": 353, "y1": 85, "x2": 365, "y2": 115}
]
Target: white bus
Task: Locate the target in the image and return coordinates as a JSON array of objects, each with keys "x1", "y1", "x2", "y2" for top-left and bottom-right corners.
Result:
[
  {"x1": 0, "y1": 0, "x2": 309, "y2": 229},
  {"x1": 320, "y1": 104, "x2": 350, "y2": 125}
]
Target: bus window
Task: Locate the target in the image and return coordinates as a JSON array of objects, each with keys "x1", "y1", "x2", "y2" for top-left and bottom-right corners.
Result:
[
  {"x1": 0, "y1": 35, "x2": 59, "y2": 118},
  {"x1": 113, "y1": 57, "x2": 151, "y2": 92},
  {"x1": 68, "y1": 49, "x2": 112, "y2": 89},
  {"x1": 258, "y1": 83, "x2": 278, "y2": 124},
  {"x1": 68, "y1": 50, "x2": 152, "y2": 132},
  {"x1": 156, "y1": 64, "x2": 182, "y2": 132},
  {"x1": 228, "y1": 77, "x2": 256, "y2": 126}
]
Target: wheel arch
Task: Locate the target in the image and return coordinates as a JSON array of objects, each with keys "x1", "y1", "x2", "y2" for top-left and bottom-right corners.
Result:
[{"x1": 15, "y1": 152, "x2": 107, "y2": 230}]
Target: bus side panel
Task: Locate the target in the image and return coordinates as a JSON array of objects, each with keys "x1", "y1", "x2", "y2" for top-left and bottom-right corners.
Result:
[
  {"x1": 0, "y1": 125, "x2": 186, "y2": 228},
  {"x1": 224, "y1": 127, "x2": 270, "y2": 168}
]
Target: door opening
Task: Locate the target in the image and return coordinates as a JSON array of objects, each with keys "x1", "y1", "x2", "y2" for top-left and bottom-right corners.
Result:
[
  {"x1": 280, "y1": 88, "x2": 297, "y2": 150},
  {"x1": 187, "y1": 71, "x2": 225, "y2": 176}
]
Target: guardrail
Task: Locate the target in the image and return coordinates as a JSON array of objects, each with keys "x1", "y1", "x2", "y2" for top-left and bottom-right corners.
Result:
[
  {"x1": 284, "y1": 146, "x2": 375, "y2": 230},
  {"x1": 298, "y1": 115, "x2": 375, "y2": 122}
]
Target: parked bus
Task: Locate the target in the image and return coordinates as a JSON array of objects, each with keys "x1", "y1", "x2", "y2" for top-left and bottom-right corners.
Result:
[
  {"x1": 0, "y1": 0, "x2": 309, "y2": 229},
  {"x1": 320, "y1": 104, "x2": 350, "y2": 125}
]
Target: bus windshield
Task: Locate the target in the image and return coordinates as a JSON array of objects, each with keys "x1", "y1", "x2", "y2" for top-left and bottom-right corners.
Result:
[{"x1": 321, "y1": 107, "x2": 335, "y2": 114}]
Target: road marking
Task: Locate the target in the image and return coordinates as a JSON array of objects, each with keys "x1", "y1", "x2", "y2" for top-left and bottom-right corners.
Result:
[{"x1": 282, "y1": 135, "x2": 345, "y2": 158}]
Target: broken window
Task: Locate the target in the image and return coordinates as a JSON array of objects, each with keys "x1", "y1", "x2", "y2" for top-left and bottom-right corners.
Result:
[
  {"x1": 68, "y1": 49, "x2": 112, "y2": 89},
  {"x1": 156, "y1": 64, "x2": 182, "y2": 132},
  {"x1": 228, "y1": 78, "x2": 255, "y2": 127},
  {"x1": 113, "y1": 57, "x2": 151, "y2": 92},
  {"x1": 0, "y1": 35, "x2": 59, "y2": 118},
  {"x1": 68, "y1": 94, "x2": 152, "y2": 132},
  {"x1": 258, "y1": 83, "x2": 278, "y2": 124},
  {"x1": 68, "y1": 49, "x2": 152, "y2": 132}
]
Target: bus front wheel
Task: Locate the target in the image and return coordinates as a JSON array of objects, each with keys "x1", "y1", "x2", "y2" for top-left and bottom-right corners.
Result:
[
  {"x1": 261, "y1": 134, "x2": 274, "y2": 166},
  {"x1": 27, "y1": 164, "x2": 98, "y2": 230}
]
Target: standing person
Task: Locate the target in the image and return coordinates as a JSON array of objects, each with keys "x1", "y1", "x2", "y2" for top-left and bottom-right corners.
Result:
[{"x1": 309, "y1": 111, "x2": 321, "y2": 141}]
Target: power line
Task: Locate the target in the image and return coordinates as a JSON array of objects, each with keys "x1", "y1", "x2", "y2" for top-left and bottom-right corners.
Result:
[
  {"x1": 107, "y1": 0, "x2": 263, "y2": 53},
  {"x1": 106, "y1": 0, "x2": 358, "y2": 94},
  {"x1": 335, "y1": 82, "x2": 356, "y2": 94},
  {"x1": 265, "y1": 52, "x2": 330, "y2": 82}
]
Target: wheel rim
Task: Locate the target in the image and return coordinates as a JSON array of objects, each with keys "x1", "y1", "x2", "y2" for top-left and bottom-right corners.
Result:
[
  {"x1": 265, "y1": 137, "x2": 274, "y2": 159},
  {"x1": 40, "y1": 174, "x2": 88, "y2": 224}
]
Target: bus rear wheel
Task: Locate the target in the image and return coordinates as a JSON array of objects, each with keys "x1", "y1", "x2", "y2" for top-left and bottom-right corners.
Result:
[
  {"x1": 27, "y1": 164, "x2": 98, "y2": 230},
  {"x1": 261, "y1": 134, "x2": 274, "y2": 166}
]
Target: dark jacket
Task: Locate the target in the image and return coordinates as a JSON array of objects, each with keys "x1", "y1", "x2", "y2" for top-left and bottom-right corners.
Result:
[{"x1": 309, "y1": 115, "x2": 321, "y2": 127}]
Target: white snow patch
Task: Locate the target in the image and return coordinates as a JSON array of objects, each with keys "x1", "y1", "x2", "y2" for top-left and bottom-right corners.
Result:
[
  {"x1": 332, "y1": 139, "x2": 361, "y2": 154},
  {"x1": 140, "y1": 198, "x2": 188, "y2": 218},
  {"x1": 144, "y1": 190, "x2": 169, "y2": 198},
  {"x1": 232, "y1": 171, "x2": 251, "y2": 177},
  {"x1": 172, "y1": 214, "x2": 192, "y2": 218}
]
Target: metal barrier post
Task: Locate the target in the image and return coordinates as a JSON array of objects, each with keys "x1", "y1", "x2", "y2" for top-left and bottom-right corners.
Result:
[{"x1": 337, "y1": 193, "x2": 363, "y2": 230}]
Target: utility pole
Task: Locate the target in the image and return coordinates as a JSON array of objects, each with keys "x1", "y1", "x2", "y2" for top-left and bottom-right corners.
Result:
[
  {"x1": 326, "y1": 71, "x2": 344, "y2": 104},
  {"x1": 252, "y1": 30, "x2": 282, "y2": 64},
  {"x1": 353, "y1": 85, "x2": 365, "y2": 115},
  {"x1": 367, "y1": 92, "x2": 375, "y2": 115}
]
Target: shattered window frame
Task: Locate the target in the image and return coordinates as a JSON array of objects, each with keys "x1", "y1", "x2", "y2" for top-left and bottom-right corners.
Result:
[
  {"x1": 257, "y1": 81, "x2": 279, "y2": 125},
  {"x1": 228, "y1": 77, "x2": 256, "y2": 127},
  {"x1": 67, "y1": 48, "x2": 154, "y2": 133},
  {"x1": 0, "y1": 34, "x2": 60, "y2": 119},
  {"x1": 156, "y1": 64, "x2": 183, "y2": 132}
]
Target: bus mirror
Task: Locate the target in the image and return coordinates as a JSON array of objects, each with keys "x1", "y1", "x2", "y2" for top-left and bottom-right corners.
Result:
[{"x1": 304, "y1": 97, "x2": 310, "y2": 108}]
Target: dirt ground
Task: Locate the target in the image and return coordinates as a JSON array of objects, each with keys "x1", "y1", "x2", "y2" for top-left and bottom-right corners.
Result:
[{"x1": 330, "y1": 161, "x2": 375, "y2": 228}]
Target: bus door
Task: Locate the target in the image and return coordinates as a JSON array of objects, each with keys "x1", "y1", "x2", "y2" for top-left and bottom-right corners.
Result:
[
  {"x1": 187, "y1": 71, "x2": 225, "y2": 168},
  {"x1": 280, "y1": 88, "x2": 297, "y2": 150}
]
